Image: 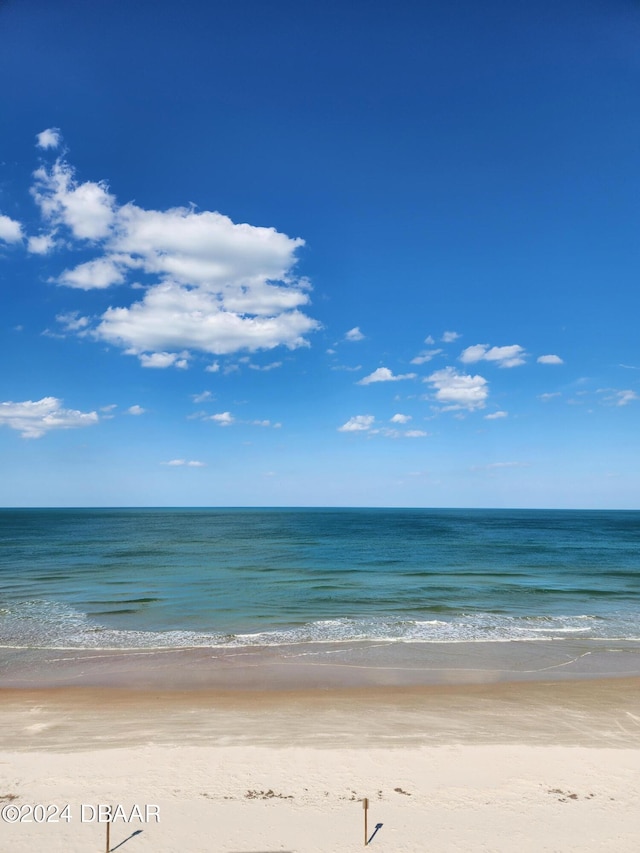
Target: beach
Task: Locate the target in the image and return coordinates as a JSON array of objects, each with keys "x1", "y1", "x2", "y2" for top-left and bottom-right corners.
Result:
[{"x1": 2, "y1": 660, "x2": 640, "y2": 852}]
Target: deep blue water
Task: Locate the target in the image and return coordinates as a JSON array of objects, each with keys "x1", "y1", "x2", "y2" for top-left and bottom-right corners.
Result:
[{"x1": 0, "y1": 508, "x2": 638, "y2": 648}]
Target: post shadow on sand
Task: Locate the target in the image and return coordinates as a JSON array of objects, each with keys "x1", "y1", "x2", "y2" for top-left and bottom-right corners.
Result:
[
  {"x1": 109, "y1": 829, "x2": 143, "y2": 851},
  {"x1": 367, "y1": 822, "x2": 384, "y2": 844}
]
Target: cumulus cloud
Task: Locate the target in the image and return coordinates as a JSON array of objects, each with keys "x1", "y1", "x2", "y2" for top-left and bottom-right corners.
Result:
[
  {"x1": 338, "y1": 414, "x2": 375, "y2": 432},
  {"x1": 379, "y1": 426, "x2": 429, "y2": 439},
  {"x1": 539, "y1": 392, "x2": 561, "y2": 402},
  {"x1": 56, "y1": 311, "x2": 90, "y2": 332},
  {"x1": 211, "y1": 411, "x2": 234, "y2": 426},
  {"x1": 441, "y1": 331, "x2": 460, "y2": 343},
  {"x1": 36, "y1": 128, "x2": 62, "y2": 150},
  {"x1": 164, "y1": 459, "x2": 206, "y2": 467},
  {"x1": 345, "y1": 326, "x2": 365, "y2": 341},
  {"x1": 95, "y1": 284, "x2": 316, "y2": 364},
  {"x1": 27, "y1": 142, "x2": 319, "y2": 364},
  {"x1": 0, "y1": 396, "x2": 99, "y2": 438},
  {"x1": 127, "y1": 405, "x2": 146, "y2": 415},
  {"x1": 0, "y1": 213, "x2": 23, "y2": 243},
  {"x1": 425, "y1": 367, "x2": 488, "y2": 411},
  {"x1": 410, "y1": 349, "x2": 442, "y2": 365},
  {"x1": 249, "y1": 361, "x2": 282, "y2": 371},
  {"x1": 390, "y1": 413, "x2": 411, "y2": 423},
  {"x1": 331, "y1": 364, "x2": 362, "y2": 372},
  {"x1": 32, "y1": 159, "x2": 116, "y2": 240},
  {"x1": 537, "y1": 354, "x2": 564, "y2": 365},
  {"x1": 27, "y1": 234, "x2": 56, "y2": 255},
  {"x1": 192, "y1": 391, "x2": 213, "y2": 403},
  {"x1": 460, "y1": 344, "x2": 526, "y2": 368},
  {"x1": 484, "y1": 410, "x2": 508, "y2": 420},
  {"x1": 138, "y1": 351, "x2": 189, "y2": 369},
  {"x1": 358, "y1": 367, "x2": 417, "y2": 385},
  {"x1": 58, "y1": 257, "x2": 125, "y2": 289}
]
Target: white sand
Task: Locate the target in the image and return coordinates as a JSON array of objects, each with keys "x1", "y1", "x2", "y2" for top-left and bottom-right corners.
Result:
[{"x1": 2, "y1": 744, "x2": 640, "y2": 852}]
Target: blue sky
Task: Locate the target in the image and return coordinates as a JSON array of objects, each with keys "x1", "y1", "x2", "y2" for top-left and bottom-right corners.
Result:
[{"x1": 0, "y1": 0, "x2": 639, "y2": 508}]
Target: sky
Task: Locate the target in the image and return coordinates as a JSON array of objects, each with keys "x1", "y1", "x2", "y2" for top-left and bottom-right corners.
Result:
[{"x1": 0, "y1": 0, "x2": 639, "y2": 508}]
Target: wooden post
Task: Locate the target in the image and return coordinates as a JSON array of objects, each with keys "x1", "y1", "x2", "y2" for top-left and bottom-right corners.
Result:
[{"x1": 363, "y1": 797, "x2": 368, "y2": 846}]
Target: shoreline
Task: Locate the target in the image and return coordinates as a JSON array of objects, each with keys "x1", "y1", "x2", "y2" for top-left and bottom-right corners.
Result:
[{"x1": 2, "y1": 638, "x2": 640, "y2": 691}]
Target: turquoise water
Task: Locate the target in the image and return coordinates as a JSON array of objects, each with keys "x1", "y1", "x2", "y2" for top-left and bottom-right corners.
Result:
[{"x1": 0, "y1": 508, "x2": 638, "y2": 649}]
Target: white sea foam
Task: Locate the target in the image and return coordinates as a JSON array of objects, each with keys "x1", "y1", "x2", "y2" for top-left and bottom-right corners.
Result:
[{"x1": 0, "y1": 599, "x2": 639, "y2": 650}]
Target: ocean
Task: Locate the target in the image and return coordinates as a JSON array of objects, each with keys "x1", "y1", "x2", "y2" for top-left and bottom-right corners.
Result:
[{"x1": 1, "y1": 508, "x2": 638, "y2": 653}]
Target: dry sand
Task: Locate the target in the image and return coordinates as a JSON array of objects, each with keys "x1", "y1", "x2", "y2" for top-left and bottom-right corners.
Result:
[{"x1": 1, "y1": 677, "x2": 640, "y2": 852}]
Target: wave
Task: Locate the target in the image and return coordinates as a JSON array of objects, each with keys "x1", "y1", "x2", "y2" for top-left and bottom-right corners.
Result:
[{"x1": 1, "y1": 599, "x2": 639, "y2": 650}]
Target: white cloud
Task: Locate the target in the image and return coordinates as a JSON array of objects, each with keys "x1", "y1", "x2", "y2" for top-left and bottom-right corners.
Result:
[
  {"x1": 345, "y1": 326, "x2": 364, "y2": 341},
  {"x1": 425, "y1": 367, "x2": 488, "y2": 411},
  {"x1": 28, "y1": 145, "x2": 320, "y2": 363},
  {"x1": 537, "y1": 354, "x2": 564, "y2": 365},
  {"x1": 56, "y1": 311, "x2": 90, "y2": 332},
  {"x1": 441, "y1": 331, "x2": 460, "y2": 343},
  {"x1": 376, "y1": 426, "x2": 429, "y2": 439},
  {"x1": 390, "y1": 413, "x2": 411, "y2": 423},
  {"x1": 0, "y1": 397, "x2": 99, "y2": 438},
  {"x1": 138, "y1": 351, "x2": 189, "y2": 369},
  {"x1": 58, "y1": 257, "x2": 125, "y2": 289},
  {"x1": 27, "y1": 234, "x2": 56, "y2": 255},
  {"x1": 211, "y1": 411, "x2": 234, "y2": 426},
  {"x1": 205, "y1": 361, "x2": 220, "y2": 373},
  {"x1": 358, "y1": 367, "x2": 417, "y2": 385},
  {"x1": 460, "y1": 343, "x2": 526, "y2": 368},
  {"x1": 424, "y1": 335, "x2": 435, "y2": 345},
  {"x1": 410, "y1": 349, "x2": 442, "y2": 365},
  {"x1": 249, "y1": 361, "x2": 282, "y2": 371},
  {"x1": 127, "y1": 405, "x2": 146, "y2": 415},
  {"x1": 616, "y1": 390, "x2": 638, "y2": 406},
  {"x1": 331, "y1": 364, "x2": 362, "y2": 372},
  {"x1": 0, "y1": 213, "x2": 23, "y2": 243},
  {"x1": 32, "y1": 160, "x2": 116, "y2": 240},
  {"x1": 539, "y1": 392, "x2": 561, "y2": 402},
  {"x1": 36, "y1": 128, "x2": 62, "y2": 150},
  {"x1": 96, "y1": 283, "x2": 316, "y2": 358},
  {"x1": 191, "y1": 391, "x2": 213, "y2": 403},
  {"x1": 599, "y1": 389, "x2": 639, "y2": 407},
  {"x1": 164, "y1": 458, "x2": 206, "y2": 467},
  {"x1": 484, "y1": 410, "x2": 508, "y2": 420},
  {"x1": 338, "y1": 414, "x2": 375, "y2": 432}
]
